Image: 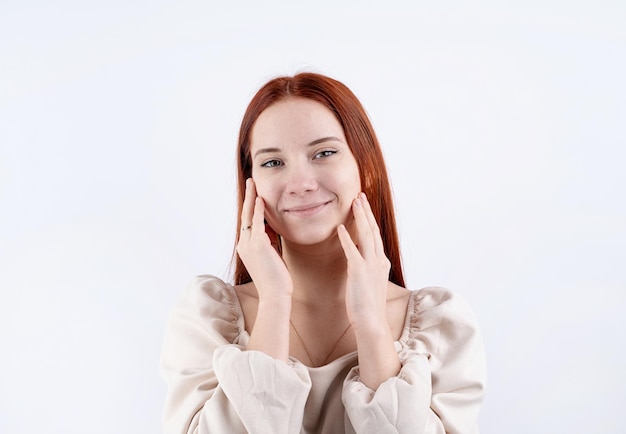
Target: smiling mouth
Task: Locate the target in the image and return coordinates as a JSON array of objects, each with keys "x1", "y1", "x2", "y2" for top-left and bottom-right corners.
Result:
[{"x1": 284, "y1": 201, "x2": 332, "y2": 216}]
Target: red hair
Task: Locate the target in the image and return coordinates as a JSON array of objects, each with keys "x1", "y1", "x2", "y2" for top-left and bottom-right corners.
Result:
[{"x1": 234, "y1": 72, "x2": 405, "y2": 287}]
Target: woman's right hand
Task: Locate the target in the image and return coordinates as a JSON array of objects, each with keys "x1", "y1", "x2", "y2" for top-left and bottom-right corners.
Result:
[{"x1": 236, "y1": 178, "x2": 293, "y2": 299}]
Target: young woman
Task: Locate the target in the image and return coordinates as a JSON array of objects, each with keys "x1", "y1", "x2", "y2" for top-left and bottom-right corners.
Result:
[{"x1": 161, "y1": 73, "x2": 486, "y2": 433}]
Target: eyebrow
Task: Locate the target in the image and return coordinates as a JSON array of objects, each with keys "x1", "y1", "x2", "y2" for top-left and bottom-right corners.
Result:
[{"x1": 253, "y1": 136, "x2": 343, "y2": 159}]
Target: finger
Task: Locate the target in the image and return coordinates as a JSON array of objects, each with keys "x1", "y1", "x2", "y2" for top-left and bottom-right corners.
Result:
[
  {"x1": 359, "y1": 192, "x2": 385, "y2": 255},
  {"x1": 240, "y1": 178, "x2": 256, "y2": 231},
  {"x1": 337, "y1": 224, "x2": 361, "y2": 261},
  {"x1": 352, "y1": 196, "x2": 374, "y2": 257},
  {"x1": 251, "y1": 196, "x2": 266, "y2": 236}
]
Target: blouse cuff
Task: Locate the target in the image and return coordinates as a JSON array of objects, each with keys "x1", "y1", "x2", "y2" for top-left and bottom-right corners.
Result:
[
  {"x1": 213, "y1": 345, "x2": 312, "y2": 433},
  {"x1": 342, "y1": 351, "x2": 433, "y2": 433}
]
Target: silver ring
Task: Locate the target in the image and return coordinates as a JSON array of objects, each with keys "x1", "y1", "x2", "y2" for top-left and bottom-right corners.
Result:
[{"x1": 242, "y1": 225, "x2": 252, "y2": 231}]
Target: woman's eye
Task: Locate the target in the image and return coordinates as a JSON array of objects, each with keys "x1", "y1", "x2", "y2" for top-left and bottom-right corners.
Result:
[
  {"x1": 261, "y1": 159, "x2": 282, "y2": 168},
  {"x1": 314, "y1": 150, "x2": 337, "y2": 159}
]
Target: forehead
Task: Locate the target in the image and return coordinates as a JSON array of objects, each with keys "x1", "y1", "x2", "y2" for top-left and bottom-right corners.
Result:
[{"x1": 250, "y1": 98, "x2": 346, "y2": 150}]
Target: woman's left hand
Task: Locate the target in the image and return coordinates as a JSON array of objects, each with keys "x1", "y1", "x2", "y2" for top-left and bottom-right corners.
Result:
[
  {"x1": 337, "y1": 192, "x2": 391, "y2": 329},
  {"x1": 338, "y1": 192, "x2": 401, "y2": 389}
]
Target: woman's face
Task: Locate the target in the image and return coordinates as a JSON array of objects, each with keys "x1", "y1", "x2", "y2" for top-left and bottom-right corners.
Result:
[{"x1": 249, "y1": 97, "x2": 361, "y2": 247}]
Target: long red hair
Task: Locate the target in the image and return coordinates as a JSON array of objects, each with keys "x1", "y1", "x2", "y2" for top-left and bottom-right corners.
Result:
[{"x1": 234, "y1": 72, "x2": 405, "y2": 287}]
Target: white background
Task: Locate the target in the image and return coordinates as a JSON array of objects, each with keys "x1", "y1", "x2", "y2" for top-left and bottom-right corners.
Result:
[{"x1": 1, "y1": 1, "x2": 624, "y2": 433}]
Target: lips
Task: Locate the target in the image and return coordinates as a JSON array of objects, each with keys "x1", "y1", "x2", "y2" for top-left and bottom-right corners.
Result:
[{"x1": 283, "y1": 200, "x2": 332, "y2": 216}]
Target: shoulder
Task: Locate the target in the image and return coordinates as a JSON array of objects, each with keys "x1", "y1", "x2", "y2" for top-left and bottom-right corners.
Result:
[
  {"x1": 160, "y1": 276, "x2": 246, "y2": 398},
  {"x1": 398, "y1": 287, "x2": 486, "y2": 429},
  {"x1": 410, "y1": 286, "x2": 477, "y2": 327},
  {"x1": 405, "y1": 287, "x2": 483, "y2": 356},
  {"x1": 179, "y1": 274, "x2": 237, "y2": 309},
  {"x1": 169, "y1": 275, "x2": 243, "y2": 337}
]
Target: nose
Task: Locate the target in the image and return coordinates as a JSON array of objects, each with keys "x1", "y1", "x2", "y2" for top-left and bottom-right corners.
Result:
[{"x1": 285, "y1": 161, "x2": 318, "y2": 195}]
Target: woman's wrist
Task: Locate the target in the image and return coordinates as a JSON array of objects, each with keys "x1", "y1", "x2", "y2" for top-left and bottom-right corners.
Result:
[
  {"x1": 257, "y1": 287, "x2": 293, "y2": 301},
  {"x1": 353, "y1": 320, "x2": 400, "y2": 390},
  {"x1": 349, "y1": 310, "x2": 388, "y2": 335},
  {"x1": 247, "y1": 294, "x2": 292, "y2": 362}
]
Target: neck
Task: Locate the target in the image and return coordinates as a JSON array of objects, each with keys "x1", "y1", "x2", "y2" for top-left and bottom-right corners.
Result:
[{"x1": 281, "y1": 235, "x2": 348, "y2": 306}]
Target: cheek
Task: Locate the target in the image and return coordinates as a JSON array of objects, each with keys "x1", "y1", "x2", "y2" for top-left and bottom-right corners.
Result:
[
  {"x1": 251, "y1": 175, "x2": 270, "y2": 199},
  {"x1": 341, "y1": 166, "x2": 362, "y2": 197},
  {"x1": 343, "y1": 156, "x2": 362, "y2": 190}
]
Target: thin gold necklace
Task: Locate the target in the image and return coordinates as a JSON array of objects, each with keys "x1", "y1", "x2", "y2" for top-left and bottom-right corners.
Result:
[{"x1": 290, "y1": 319, "x2": 352, "y2": 368}]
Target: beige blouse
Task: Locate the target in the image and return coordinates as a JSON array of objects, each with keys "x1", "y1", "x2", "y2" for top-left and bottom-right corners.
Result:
[{"x1": 160, "y1": 275, "x2": 486, "y2": 434}]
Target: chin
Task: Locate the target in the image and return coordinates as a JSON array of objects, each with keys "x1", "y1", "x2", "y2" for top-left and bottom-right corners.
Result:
[{"x1": 280, "y1": 226, "x2": 340, "y2": 248}]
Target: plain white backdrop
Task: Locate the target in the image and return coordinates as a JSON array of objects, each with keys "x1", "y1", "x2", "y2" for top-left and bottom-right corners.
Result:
[{"x1": 1, "y1": 1, "x2": 624, "y2": 433}]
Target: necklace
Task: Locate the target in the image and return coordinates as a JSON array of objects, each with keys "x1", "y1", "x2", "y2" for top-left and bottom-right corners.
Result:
[{"x1": 290, "y1": 319, "x2": 352, "y2": 368}]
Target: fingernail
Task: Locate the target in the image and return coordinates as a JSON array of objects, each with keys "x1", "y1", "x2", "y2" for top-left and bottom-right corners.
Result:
[
  {"x1": 354, "y1": 197, "x2": 362, "y2": 206},
  {"x1": 360, "y1": 192, "x2": 367, "y2": 201}
]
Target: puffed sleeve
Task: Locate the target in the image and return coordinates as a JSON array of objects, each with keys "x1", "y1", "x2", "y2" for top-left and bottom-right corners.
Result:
[
  {"x1": 160, "y1": 275, "x2": 312, "y2": 434},
  {"x1": 342, "y1": 287, "x2": 486, "y2": 434}
]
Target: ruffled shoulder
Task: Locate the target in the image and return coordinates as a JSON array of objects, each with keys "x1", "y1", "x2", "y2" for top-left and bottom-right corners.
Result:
[
  {"x1": 344, "y1": 287, "x2": 485, "y2": 433},
  {"x1": 160, "y1": 276, "x2": 247, "y2": 433},
  {"x1": 402, "y1": 287, "x2": 486, "y2": 433},
  {"x1": 163, "y1": 275, "x2": 245, "y2": 366},
  {"x1": 401, "y1": 287, "x2": 483, "y2": 365}
]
